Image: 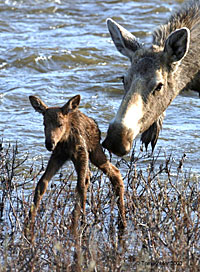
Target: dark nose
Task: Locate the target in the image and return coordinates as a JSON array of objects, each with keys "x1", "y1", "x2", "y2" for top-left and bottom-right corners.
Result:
[
  {"x1": 102, "y1": 137, "x2": 131, "y2": 157},
  {"x1": 102, "y1": 123, "x2": 133, "y2": 157},
  {"x1": 102, "y1": 138, "x2": 110, "y2": 151},
  {"x1": 45, "y1": 140, "x2": 55, "y2": 151}
]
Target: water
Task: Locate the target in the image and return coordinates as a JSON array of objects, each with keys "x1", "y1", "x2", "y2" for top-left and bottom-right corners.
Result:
[{"x1": 0, "y1": 0, "x2": 199, "y2": 176}]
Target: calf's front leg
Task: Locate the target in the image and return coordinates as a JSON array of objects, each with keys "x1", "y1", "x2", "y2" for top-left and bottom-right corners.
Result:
[
  {"x1": 90, "y1": 145, "x2": 126, "y2": 229},
  {"x1": 71, "y1": 148, "x2": 90, "y2": 233},
  {"x1": 72, "y1": 147, "x2": 90, "y2": 214},
  {"x1": 29, "y1": 153, "x2": 66, "y2": 226}
]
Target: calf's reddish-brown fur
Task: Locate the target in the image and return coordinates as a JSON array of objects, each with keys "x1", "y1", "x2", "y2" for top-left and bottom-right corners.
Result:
[{"x1": 27, "y1": 95, "x2": 126, "y2": 237}]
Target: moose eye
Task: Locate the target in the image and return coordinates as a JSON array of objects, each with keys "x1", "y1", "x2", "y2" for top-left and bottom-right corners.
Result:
[{"x1": 154, "y1": 82, "x2": 163, "y2": 92}]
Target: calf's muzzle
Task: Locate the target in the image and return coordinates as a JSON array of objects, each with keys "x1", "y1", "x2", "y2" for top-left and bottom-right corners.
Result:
[{"x1": 45, "y1": 140, "x2": 56, "y2": 151}]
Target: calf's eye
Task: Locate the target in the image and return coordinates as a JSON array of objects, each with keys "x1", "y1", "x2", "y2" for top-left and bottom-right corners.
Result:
[{"x1": 154, "y1": 82, "x2": 163, "y2": 92}]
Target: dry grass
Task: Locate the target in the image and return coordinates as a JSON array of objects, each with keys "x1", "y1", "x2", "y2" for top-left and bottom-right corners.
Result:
[{"x1": 0, "y1": 140, "x2": 199, "y2": 271}]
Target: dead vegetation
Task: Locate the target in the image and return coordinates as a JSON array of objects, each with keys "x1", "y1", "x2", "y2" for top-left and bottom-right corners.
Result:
[{"x1": 0, "y1": 140, "x2": 199, "y2": 271}]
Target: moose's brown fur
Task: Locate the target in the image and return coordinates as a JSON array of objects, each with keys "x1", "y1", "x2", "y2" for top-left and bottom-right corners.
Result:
[
  {"x1": 27, "y1": 95, "x2": 126, "y2": 239},
  {"x1": 103, "y1": 0, "x2": 200, "y2": 156}
]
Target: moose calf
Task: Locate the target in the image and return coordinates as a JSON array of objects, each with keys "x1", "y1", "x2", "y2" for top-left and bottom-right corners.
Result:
[{"x1": 27, "y1": 94, "x2": 126, "y2": 236}]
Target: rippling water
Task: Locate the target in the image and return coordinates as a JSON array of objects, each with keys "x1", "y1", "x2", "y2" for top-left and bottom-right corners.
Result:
[{"x1": 0, "y1": 0, "x2": 199, "y2": 175}]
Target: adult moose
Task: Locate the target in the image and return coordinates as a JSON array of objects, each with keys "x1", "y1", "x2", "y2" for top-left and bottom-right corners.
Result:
[
  {"x1": 26, "y1": 95, "x2": 126, "y2": 240},
  {"x1": 103, "y1": 0, "x2": 200, "y2": 156}
]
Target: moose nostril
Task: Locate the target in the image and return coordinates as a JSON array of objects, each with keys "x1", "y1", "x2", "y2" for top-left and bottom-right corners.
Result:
[{"x1": 45, "y1": 140, "x2": 55, "y2": 151}]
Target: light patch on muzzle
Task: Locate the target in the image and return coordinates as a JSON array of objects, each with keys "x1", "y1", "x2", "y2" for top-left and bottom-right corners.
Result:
[{"x1": 113, "y1": 93, "x2": 144, "y2": 140}]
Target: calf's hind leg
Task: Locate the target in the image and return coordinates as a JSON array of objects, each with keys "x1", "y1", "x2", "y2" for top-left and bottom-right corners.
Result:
[{"x1": 90, "y1": 145, "x2": 126, "y2": 228}]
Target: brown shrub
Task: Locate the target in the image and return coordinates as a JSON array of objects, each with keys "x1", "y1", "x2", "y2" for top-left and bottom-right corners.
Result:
[{"x1": 0, "y1": 141, "x2": 199, "y2": 271}]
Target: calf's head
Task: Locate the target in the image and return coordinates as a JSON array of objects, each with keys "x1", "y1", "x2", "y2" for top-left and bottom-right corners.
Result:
[
  {"x1": 29, "y1": 95, "x2": 80, "y2": 151},
  {"x1": 102, "y1": 19, "x2": 190, "y2": 156}
]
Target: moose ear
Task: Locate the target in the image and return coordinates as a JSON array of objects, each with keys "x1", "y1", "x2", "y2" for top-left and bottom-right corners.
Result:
[
  {"x1": 29, "y1": 96, "x2": 48, "y2": 114},
  {"x1": 62, "y1": 95, "x2": 81, "y2": 115},
  {"x1": 164, "y1": 27, "x2": 190, "y2": 63},
  {"x1": 107, "y1": 18, "x2": 141, "y2": 59}
]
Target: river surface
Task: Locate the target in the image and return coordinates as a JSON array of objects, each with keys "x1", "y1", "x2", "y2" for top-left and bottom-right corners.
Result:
[{"x1": 0, "y1": 0, "x2": 199, "y2": 177}]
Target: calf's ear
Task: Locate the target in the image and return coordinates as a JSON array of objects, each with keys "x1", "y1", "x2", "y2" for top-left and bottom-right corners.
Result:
[
  {"x1": 29, "y1": 96, "x2": 48, "y2": 114},
  {"x1": 164, "y1": 27, "x2": 190, "y2": 63},
  {"x1": 62, "y1": 95, "x2": 81, "y2": 114}
]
